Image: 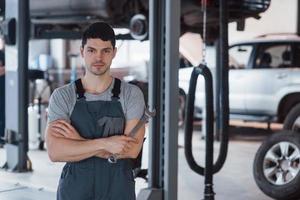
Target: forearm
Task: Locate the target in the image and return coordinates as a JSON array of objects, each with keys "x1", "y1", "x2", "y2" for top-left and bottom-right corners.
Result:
[
  {"x1": 60, "y1": 151, "x2": 99, "y2": 162},
  {"x1": 65, "y1": 149, "x2": 110, "y2": 162},
  {"x1": 118, "y1": 142, "x2": 143, "y2": 159},
  {"x1": 119, "y1": 120, "x2": 146, "y2": 159},
  {"x1": 95, "y1": 151, "x2": 112, "y2": 159},
  {"x1": 46, "y1": 130, "x2": 107, "y2": 162}
]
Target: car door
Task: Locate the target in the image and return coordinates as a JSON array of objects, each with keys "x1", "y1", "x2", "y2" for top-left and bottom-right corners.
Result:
[
  {"x1": 244, "y1": 43, "x2": 292, "y2": 116},
  {"x1": 228, "y1": 44, "x2": 254, "y2": 114}
]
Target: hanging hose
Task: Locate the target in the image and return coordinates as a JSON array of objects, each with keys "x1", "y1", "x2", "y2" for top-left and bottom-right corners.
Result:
[
  {"x1": 184, "y1": 64, "x2": 215, "y2": 200},
  {"x1": 184, "y1": 64, "x2": 214, "y2": 175},
  {"x1": 183, "y1": 0, "x2": 229, "y2": 199},
  {"x1": 184, "y1": 0, "x2": 229, "y2": 176}
]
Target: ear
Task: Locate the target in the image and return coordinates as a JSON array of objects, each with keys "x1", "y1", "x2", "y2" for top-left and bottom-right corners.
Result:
[
  {"x1": 80, "y1": 46, "x2": 84, "y2": 57},
  {"x1": 112, "y1": 47, "x2": 117, "y2": 58}
]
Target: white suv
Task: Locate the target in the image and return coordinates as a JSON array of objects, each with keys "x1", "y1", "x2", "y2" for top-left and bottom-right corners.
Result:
[{"x1": 178, "y1": 34, "x2": 300, "y2": 128}]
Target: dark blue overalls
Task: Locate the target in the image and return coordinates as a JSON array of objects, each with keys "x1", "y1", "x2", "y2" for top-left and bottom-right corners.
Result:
[{"x1": 57, "y1": 78, "x2": 135, "y2": 200}]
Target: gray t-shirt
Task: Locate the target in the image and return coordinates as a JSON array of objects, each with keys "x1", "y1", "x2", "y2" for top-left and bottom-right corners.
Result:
[{"x1": 47, "y1": 79, "x2": 145, "y2": 124}]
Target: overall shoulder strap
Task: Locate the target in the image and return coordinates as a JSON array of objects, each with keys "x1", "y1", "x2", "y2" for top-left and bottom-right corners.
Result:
[
  {"x1": 75, "y1": 79, "x2": 85, "y2": 100},
  {"x1": 111, "y1": 78, "x2": 121, "y2": 101}
]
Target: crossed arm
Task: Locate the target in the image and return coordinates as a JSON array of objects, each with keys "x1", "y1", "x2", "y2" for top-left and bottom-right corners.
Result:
[{"x1": 46, "y1": 119, "x2": 145, "y2": 162}]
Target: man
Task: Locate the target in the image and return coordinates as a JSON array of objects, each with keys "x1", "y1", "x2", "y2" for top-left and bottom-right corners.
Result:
[
  {"x1": 46, "y1": 22, "x2": 146, "y2": 200},
  {"x1": 0, "y1": 50, "x2": 5, "y2": 146}
]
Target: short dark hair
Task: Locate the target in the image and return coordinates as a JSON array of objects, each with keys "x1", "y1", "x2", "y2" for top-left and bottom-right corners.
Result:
[{"x1": 81, "y1": 22, "x2": 116, "y2": 48}]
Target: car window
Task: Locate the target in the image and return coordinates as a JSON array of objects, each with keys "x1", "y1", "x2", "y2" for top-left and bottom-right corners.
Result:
[
  {"x1": 229, "y1": 45, "x2": 253, "y2": 69},
  {"x1": 293, "y1": 43, "x2": 300, "y2": 68},
  {"x1": 255, "y1": 44, "x2": 292, "y2": 69}
]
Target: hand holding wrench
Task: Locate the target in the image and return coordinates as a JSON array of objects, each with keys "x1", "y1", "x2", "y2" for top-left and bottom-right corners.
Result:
[{"x1": 108, "y1": 107, "x2": 156, "y2": 164}]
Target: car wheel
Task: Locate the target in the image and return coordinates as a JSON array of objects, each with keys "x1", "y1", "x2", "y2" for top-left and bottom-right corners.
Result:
[
  {"x1": 283, "y1": 103, "x2": 300, "y2": 132},
  {"x1": 253, "y1": 131, "x2": 300, "y2": 200},
  {"x1": 178, "y1": 89, "x2": 186, "y2": 127}
]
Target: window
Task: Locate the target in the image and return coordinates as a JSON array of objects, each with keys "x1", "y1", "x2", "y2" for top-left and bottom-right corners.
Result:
[
  {"x1": 255, "y1": 44, "x2": 292, "y2": 69},
  {"x1": 293, "y1": 43, "x2": 300, "y2": 68},
  {"x1": 229, "y1": 45, "x2": 253, "y2": 69}
]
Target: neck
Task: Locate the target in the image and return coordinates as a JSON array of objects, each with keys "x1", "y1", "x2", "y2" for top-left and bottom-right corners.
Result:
[{"x1": 82, "y1": 73, "x2": 113, "y2": 94}]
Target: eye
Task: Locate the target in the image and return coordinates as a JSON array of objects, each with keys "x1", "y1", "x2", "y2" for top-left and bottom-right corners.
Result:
[
  {"x1": 87, "y1": 49, "x2": 95, "y2": 53},
  {"x1": 104, "y1": 49, "x2": 111, "y2": 54}
]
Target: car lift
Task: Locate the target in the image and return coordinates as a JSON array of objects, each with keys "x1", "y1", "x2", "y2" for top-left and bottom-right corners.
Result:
[
  {"x1": 137, "y1": 0, "x2": 180, "y2": 199},
  {"x1": 138, "y1": 0, "x2": 230, "y2": 199},
  {"x1": 2, "y1": 0, "x2": 31, "y2": 172}
]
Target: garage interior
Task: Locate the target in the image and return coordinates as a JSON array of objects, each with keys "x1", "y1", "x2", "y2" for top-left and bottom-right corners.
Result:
[{"x1": 1, "y1": 0, "x2": 300, "y2": 200}]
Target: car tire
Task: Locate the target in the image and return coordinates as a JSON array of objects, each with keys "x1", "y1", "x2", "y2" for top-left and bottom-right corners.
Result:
[
  {"x1": 283, "y1": 103, "x2": 300, "y2": 132},
  {"x1": 178, "y1": 89, "x2": 186, "y2": 127},
  {"x1": 253, "y1": 131, "x2": 300, "y2": 200}
]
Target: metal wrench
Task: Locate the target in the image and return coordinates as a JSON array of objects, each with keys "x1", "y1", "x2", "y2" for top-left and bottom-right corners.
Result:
[{"x1": 108, "y1": 107, "x2": 156, "y2": 164}]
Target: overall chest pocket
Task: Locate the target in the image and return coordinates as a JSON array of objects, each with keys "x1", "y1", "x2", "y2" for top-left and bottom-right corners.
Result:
[{"x1": 97, "y1": 116, "x2": 125, "y2": 138}]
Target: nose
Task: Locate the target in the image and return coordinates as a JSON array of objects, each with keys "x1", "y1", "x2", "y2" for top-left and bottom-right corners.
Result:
[{"x1": 95, "y1": 51, "x2": 104, "y2": 61}]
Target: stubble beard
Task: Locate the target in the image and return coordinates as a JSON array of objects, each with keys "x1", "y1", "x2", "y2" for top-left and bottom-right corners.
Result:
[{"x1": 87, "y1": 64, "x2": 110, "y2": 77}]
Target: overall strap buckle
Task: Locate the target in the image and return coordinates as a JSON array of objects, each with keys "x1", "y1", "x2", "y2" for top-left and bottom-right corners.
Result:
[{"x1": 75, "y1": 79, "x2": 86, "y2": 100}]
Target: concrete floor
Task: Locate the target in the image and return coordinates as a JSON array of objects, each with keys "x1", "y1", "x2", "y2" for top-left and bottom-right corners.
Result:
[{"x1": 0, "y1": 122, "x2": 278, "y2": 200}]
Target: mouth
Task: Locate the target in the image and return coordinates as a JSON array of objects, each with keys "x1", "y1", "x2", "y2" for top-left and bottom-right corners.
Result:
[{"x1": 92, "y1": 64, "x2": 105, "y2": 68}]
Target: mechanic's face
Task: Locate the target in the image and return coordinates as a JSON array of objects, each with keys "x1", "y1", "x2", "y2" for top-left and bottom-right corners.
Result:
[{"x1": 81, "y1": 38, "x2": 116, "y2": 77}]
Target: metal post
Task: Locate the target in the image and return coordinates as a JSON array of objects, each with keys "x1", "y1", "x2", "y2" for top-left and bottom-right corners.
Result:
[
  {"x1": 148, "y1": 0, "x2": 164, "y2": 189},
  {"x1": 297, "y1": 0, "x2": 300, "y2": 35},
  {"x1": 137, "y1": 0, "x2": 165, "y2": 198},
  {"x1": 215, "y1": 39, "x2": 221, "y2": 141},
  {"x1": 18, "y1": 0, "x2": 30, "y2": 172},
  {"x1": 137, "y1": 0, "x2": 180, "y2": 199},
  {"x1": 164, "y1": 0, "x2": 180, "y2": 199},
  {"x1": 3, "y1": 0, "x2": 31, "y2": 172},
  {"x1": 216, "y1": 0, "x2": 229, "y2": 173}
]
